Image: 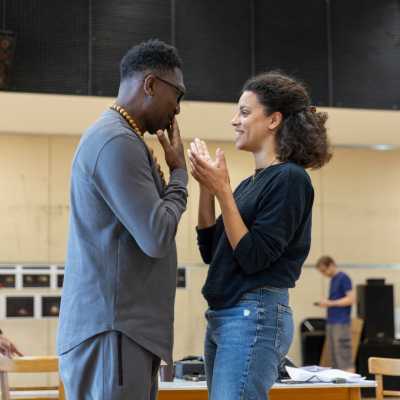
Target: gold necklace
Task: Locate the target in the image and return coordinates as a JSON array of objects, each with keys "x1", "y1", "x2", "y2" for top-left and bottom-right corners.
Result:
[{"x1": 110, "y1": 103, "x2": 166, "y2": 187}]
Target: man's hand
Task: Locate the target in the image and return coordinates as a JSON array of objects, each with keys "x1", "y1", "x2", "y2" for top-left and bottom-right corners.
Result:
[
  {"x1": 0, "y1": 336, "x2": 23, "y2": 358},
  {"x1": 156, "y1": 118, "x2": 187, "y2": 172},
  {"x1": 316, "y1": 299, "x2": 331, "y2": 308}
]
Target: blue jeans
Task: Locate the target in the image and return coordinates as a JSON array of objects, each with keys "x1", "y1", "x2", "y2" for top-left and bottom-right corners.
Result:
[{"x1": 204, "y1": 286, "x2": 294, "y2": 400}]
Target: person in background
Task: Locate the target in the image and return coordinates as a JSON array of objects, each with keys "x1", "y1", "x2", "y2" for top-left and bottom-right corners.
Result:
[
  {"x1": 0, "y1": 331, "x2": 22, "y2": 357},
  {"x1": 315, "y1": 255, "x2": 355, "y2": 371},
  {"x1": 189, "y1": 71, "x2": 331, "y2": 400}
]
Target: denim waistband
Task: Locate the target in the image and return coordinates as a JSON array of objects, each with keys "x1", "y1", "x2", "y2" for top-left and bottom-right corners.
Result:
[
  {"x1": 257, "y1": 285, "x2": 288, "y2": 294},
  {"x1": 240, "y1": 285, "x2": 289, "y2": 305}
]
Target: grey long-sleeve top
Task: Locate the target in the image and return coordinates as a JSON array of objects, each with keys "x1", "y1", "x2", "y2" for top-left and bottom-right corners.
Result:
[{"x1": 57, "y1": 110, "x2": 188, "y2": 363}]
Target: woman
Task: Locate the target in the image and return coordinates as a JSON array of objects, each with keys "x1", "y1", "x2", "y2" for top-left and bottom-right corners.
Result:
[{"x1": 188, "y1": 71, "x2": 331, "y2": 400}]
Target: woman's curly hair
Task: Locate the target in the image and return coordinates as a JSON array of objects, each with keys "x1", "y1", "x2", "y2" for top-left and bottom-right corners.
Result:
[{"x1": 243, "y1": 71, "x2": 332, "y2": 169}]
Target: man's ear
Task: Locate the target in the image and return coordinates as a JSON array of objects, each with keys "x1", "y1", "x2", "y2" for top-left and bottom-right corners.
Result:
[
  {"x1": 143, "y1": 74, "x2": 155, "y2": 97},
  {"x1": 268, "y1": 111, "x2": 283, "y2": 131}
]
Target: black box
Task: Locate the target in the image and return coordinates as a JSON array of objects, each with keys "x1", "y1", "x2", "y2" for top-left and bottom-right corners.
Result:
[
  {"x1": 300, "y1": 318, "x2": 326, "y2": 366},
  {"x1": 357, "y1": 339, "x2": 400, "y2": 397},
  {"x1": 57, "y1": 274, "x2": 64, "y2": 288},
  {"x1": 175, "y1": 360, "x2": 205, "y2": 378},
  {"x1": 357, "y1": 280, "x2": 394, "y2": 340},
  {"x1": 23, "y1": 274, "x2": 50, "y2": 288},
  {"x1": 0, "y1": 274, "x2": 15, "y2": 288},
  {"x1": 42, "y1": 296, "x2": 61, "y2": 317},
  {"x1": 6, "y1": 297, "x2": 34, "y2": 317}
]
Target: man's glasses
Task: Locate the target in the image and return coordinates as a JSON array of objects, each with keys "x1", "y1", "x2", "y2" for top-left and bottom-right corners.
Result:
[{"x1": 154, "y1": 75, "x2": 185, "y2": 103}]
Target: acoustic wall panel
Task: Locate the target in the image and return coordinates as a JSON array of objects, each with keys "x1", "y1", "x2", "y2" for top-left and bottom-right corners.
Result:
[
  {"x1": 331, "y1": 0, "x2": 400, "y2": 109},
  {"x1": 254, "y1": 0, "x2": 329, "y2": 106},
  {"x1": 1, "y1": 0, "x2": 398, "y2": 110},
  {"x1": 4, "y1": 0, "x2": 89, "y2": 94},
  {"x1": 0, "y1": 30, "x2": 17, "y2": 89},
  {"x1": 92, "y1": 0, "x2": 172, "y2": 96},
  {"x1": 175, "y1": 0, "x2": 252, "y2": 102}
]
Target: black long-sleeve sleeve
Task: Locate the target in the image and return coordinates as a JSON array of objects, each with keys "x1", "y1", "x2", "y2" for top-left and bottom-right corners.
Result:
[
  {"x1": 94, "y1": 134, "x2": 188, "y2": 258},
  {"x1": 196, "y1": 225, "x2": 217, "y2": 264}
]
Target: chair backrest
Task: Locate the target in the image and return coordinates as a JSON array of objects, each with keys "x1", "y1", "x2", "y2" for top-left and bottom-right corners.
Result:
[
  {"x1": 0, "y1": 356, "x2": 64, "y2": 400},
  {"x1": 368, "y1": 357, "x2": 400, "y2": 400}
]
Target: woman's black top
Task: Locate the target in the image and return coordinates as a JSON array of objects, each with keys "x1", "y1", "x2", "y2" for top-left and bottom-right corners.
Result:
[{"x1": 197, "y1": 162, "x2": 314, "y2": 310}]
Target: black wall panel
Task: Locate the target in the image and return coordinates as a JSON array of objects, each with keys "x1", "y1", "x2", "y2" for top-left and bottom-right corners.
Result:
[
  {"x1": 331, "y1": 0, "x2": 400, "y2": 109},
  {"x1": 1, "y1": 0, "x2": 398, "y2": 110},
  {"x1": 175, "y1": 0, "x2": 252, "y2": 102},
  {"x1": 254, "y1": 0, "x2": 329, "y2": 106},
  {"x1": 4, "y1": 0, "x2": 89, "y2": 94},
  {"x1": 92, "y1": 0, "x2": 172, "y2": 96}
]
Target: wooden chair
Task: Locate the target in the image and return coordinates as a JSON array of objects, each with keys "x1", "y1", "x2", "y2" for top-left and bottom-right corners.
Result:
[
  {"x1": 0, "y1": 356, "x2": 65, "y2": 400},
  {"x1": 369, "y1": 357, "x2": 400, "y2": 400},
  {"x1": 320, "y1": 317, "x2": 364, "y2": 368}
]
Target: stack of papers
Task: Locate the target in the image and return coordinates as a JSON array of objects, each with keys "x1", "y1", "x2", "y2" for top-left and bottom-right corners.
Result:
[{"x1": 285, "y1": 365, "x2": 366, "y2": 383}]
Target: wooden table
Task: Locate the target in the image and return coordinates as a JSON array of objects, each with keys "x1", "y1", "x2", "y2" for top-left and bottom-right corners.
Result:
[
  {"x1": 158, "y1": 379, "x2": 376, "y2": 400},
  {"x1": 9, "y1": 379, "x2": 376, "y2": 400}
]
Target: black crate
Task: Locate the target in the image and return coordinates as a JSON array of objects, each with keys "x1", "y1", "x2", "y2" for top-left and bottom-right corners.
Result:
[
  {"x1": 0, "y1": 274, "x2": 15, "y2": 288},
  {"x1": 23, "y1": 274, "x2": 50, "y2": 288},
  {"x1": 42, "y1": 296, "x2": 61, "y2": 317},
  {"x1": 177, "y1": 267, "x2": 186, "y2": 288},
  {"x1": 57, "y1": 274, "x2": 64, "y2": 288},
  {"x1": 6, "y1": 296, "x2": 34, "y2": 317}
]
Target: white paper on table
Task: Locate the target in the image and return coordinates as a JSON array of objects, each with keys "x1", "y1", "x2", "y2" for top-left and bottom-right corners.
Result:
[{"x1": 285, "y1": 366, "x2": 366, "y2": 383}]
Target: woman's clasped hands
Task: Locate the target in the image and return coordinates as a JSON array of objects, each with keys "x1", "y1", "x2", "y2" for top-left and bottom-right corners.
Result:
[{"x1": 187, "y1": 138, "x2": 231, "y2": 197}]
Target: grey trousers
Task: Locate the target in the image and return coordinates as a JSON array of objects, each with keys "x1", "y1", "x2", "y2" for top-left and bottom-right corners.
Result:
[
  {"x1": 59, "y1": 331, "x2": 160, "y2": 400},
  {"x1": 326, "y1": 323, "x2": 353, "y2": 370}
]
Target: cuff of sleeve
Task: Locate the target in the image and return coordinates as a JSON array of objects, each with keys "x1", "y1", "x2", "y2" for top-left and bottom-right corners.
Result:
[
  {"x1": 233, "y1": 232, "x2": 253, "y2": 270},
  {"x1": 170, "y1": 168, "x2": 189, "y2": 187},
  {"x1": 196, "y1": 224, "x2": 216, "y2": 244}
]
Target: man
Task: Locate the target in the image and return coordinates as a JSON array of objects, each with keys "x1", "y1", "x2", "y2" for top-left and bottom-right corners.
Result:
[
  {"x1": 315, "y1": 255, "x2": 355, "y2": 371},
  {"x1": 57, "y1": 39, "x2": 188, "y2": 399}
]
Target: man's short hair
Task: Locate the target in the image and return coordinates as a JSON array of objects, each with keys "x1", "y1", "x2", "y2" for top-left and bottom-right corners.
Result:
[
  {"x1": 316, "y1": 255, "x2": 335, "y2": 268},
  {"x1": 120, "y1": 39, "x2": 182, "y2": 81}
]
